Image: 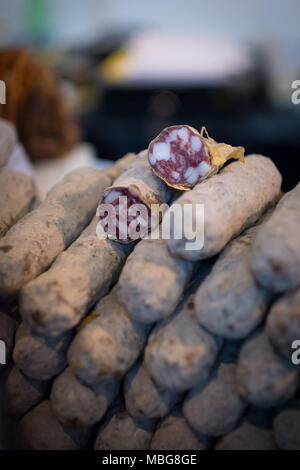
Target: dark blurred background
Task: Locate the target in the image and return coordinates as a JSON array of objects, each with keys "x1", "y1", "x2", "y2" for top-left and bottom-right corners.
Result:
[{"x1": 1, "y1": 0, "x2": 300, "y2": 193}]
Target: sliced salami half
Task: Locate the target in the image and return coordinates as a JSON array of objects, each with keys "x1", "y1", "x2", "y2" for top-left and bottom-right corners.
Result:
[
  {"x1": 148, "y1": 125, "x2": 245, "y2": 189},
  {"x1": 98, "y1": 151, "x2": 171, "y2": 243}
]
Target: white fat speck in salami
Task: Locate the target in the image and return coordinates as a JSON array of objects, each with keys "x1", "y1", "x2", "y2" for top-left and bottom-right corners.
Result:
[
  {"x1": 153, "y1": 142, "x2": 171, "y2": 161},
  {"x1": 104, "y1": 190, "x2": 121, "y2": 204},
  {"x1": 191, "y1": 135, "x2": 202, "y2": 151},
  {"x1": 177, "y1": 127, "x2": 189, "y2": 142},
  {"x1": 148, "y1": 125, "x2": 245, "y2": 190}
]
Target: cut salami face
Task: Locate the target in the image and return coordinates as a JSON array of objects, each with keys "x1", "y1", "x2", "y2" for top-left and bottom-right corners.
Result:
[
  {"x1": 148, "y1": 125, "x2": 212, "y2": 189},
  {"x1": 97, "y1": 151, "x2": 171, "y2": 243},
  {"x1": 148, "y1": 125, "x2": 245, "y2": 189},
  {"x1": 99, "y1": 187, "x2": 151, "y2": 243}
]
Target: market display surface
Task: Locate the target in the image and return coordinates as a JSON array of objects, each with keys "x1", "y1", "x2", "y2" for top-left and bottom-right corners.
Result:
[{"x1": 0, "y1": 122, "x2": 300, "y2": 450}]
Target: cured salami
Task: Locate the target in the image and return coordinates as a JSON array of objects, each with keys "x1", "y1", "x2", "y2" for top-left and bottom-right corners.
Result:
[
  {"x1": 98, "y1": 151, "x2": 171, "y2": 243},
  {"x1": 20, "y1": 217, "x2": 131, "y2": 337},
  {"x1": 195, "y1": 220, "x2": 273, "y2": 339},
  {"x1": 94, "y1": 409, "x2": 155, "y2": 450},
  {"x1": 215, "y1": 419, "x2": 276, "y2": 450},
  {"x1": 0, "y1": 152, "x2": 134, "y2": 300},
  {"x1": 145, "y1": 292, "x2": 221, "y2": 392},
  {"x1": 236, "y1": 330, "x2": 298, "y2": 408},
  {"x1": 251, "y1": 182, "x2": 300, "y2": 293},
  {"x1": 124, "y1": 358, "x2": 182, "y2": 420},
  {"x1": 67, "y1": 288, "x2": 151, "y2": 385},
  {"x1": 266, "y1": 288, "x2": 300, "y2": 359},
  {"x1": 17, "y1": 401, "x2": 91, "y2": 450},
  {"x1": 0, "y1": 169, "x2": 35, "y2": 238},
  {"x1": 117, "y1": 238, "x2": 196, "y2": 324},
  {"x1": 166, "y1": 154, "x2": 282, "y2": 261},
  {"x1": 50, "y1": 367, "x2": 119, "y2": 428},
  {"x1": 148, "y1": 125, "x2": 245, "y2": 189},
  {"x1": 6, "y1": 366, "x2": 49, "y2": 416},
  {"x1": 183, "y1": 363, "x2": 247, "y2": 437},
  {"x1": 150, "y1": 408, "x2": 210, "y2": 450},
  {"x1": 13, "y1": 322, "x2": 72, "y2": 380}
]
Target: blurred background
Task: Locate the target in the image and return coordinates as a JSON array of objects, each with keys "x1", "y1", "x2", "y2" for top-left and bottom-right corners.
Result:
[{"x1": 0, "y1": 0, "x2": 299, "y2": 195}]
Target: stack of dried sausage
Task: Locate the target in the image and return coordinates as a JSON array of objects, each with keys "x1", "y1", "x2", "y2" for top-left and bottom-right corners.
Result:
[{"x1": 1, "y1": 124, "x2": 299, "y2": 450}]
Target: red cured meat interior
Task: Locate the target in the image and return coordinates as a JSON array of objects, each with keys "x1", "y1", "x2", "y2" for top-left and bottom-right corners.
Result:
[
  {"x1": 148, "y1": 125, "x2": 211, "y2": 186},
  {"x1": 99, "y1": 187, "x2": 151, "y2": 242}
]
